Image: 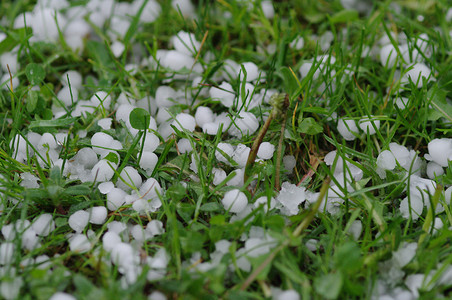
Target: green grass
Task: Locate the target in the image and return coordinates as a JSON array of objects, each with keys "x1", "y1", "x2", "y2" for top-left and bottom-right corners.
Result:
[{"x1": 0, "y1": 0, "x2": 452, "y2": 299}]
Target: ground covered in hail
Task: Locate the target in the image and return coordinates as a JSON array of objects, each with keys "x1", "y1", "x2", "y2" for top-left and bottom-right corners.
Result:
[{"x1": 1, "y1": 0, "x2": 452, "y2": 299}]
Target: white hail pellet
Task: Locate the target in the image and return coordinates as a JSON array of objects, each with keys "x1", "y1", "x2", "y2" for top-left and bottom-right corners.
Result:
[
  {"x1": 87, "y1": 206, "x2": 107, "y2": 225},
  {"x1": 171, "y1": 31, "x2": 200, "y2": 56},
  {"x1": 91, "y1": 159, "x2": 116, "y2": 182},
  {"x1": 32, "y1": 214, "x2": 55, "y2": 236},
  {"x1": 222, "y1": 189, "x2": 248, "y2": 213},
  {"x1": 209, "y1": 82, "x2": 235, "y2": 108},
  {"x1": 347, "y1": 220, "x2": 362, "y2": 240},
  {"x1": 399, "y1": 196, "x2": 423, "y2": 221},
  {"x1": 98, "y1": 118, "x2": 112, "y2": 130},
  {"x1": 376, "y1": 150, "x2": 396, "y2": 170},
  {"x1": 0, "y1": 276, "x2": 22, "y2": 300},
  {"x1": 172, "y1": 113, "x2": 196, "y2": 132},
  {"x1": 427, "y1": 138, "x2": 452, "y2": 167},
  {"x1": 90, "y1": 91, "x2": 111, "y2": 108},
  {"x1": 117, "y1": 166, "x2": 142, "y2": 191},
  {"x1": 215, "y1": 143, "x2": 234, "y2": 164},
  {"x1": 402, "y1": 63, "x2": 431, "y2": 87},
  {"x1": 212, "y1": 168, "x2": 227, "y2": 185},
  {"x1": 69, "y1": 234, "x2": 91, "y2": 253},
  {"x1": 257, "y1": 142, "x2": 275, "y2": 160},
  {"x1": 155, "y1": 86, "x2": 176, "y2": 108},
  {"x1": 106, "y1": 188, "x2": 127, "y2": 211},
  {"x1": 111, "y1": 242, "x2": 136, "y2": 268},
  {"x1": 253, "y1": 196, "x2": 276, "y2": 212},
  {"x1": 426, "y1": 162, "x2": 444, "y2": 179},
  {"x1": 283, "y1": 155, "x2": 296, "y2": 172},
  {"x1": 177, "y1": 139, "x2": 192, "y2": 154},
  {"x1": 392, "y1": 242, "x2": 417, "y2": 268},
  {"x1": 57, "y1": 86, "x2": 78, "y2": 106},
  {"x1": 22, "y1": 228, "x2": 40, "y2": 251},
  {"x1": 102, "y1": 231, "x2": 121, "y2": 252},
  {"x1": 0, "y1": 243, "x2": 14, "y2": 265},
  {"x1": 139, "y1": 151, "x2": 158, "y2": 174},
  {"x1": 1, "y1": 224, "x2": 15, "y2": 241},
  {"x1": 110, "y1": 41, "x2": 125, "y2": 57},
  {"x1": 49, "y1": 292, "x2": 77, "y2": 300},
  {"x1": 261, "y1": 0, "x2": 275, "y2": 19},
  {"x1": 238, "y1": 62, "x2": 259, "y2": 82},
  {"x1": 160, "y1": 50, "x2": 194, "y2": 71},
  {"x1": 141, "y1": 132, "x2": 160, "y2": 153},
  {"x1": 290, "y1": 36, "x2": 304, "y2": 50},
  {"x1": 276, "y1": 182, "x2": 306, "y2": 216},
  {"x1": 228, "y1": 112, "x2": 259, "y2": 138},
  {"x1": 358, "y1": 116, "x2": 380, "y2": 135},
  {"x1": 194, "y1": 106, "x2": 214, "y2": 127},
  {"x1": 379, "y1": 44, "x2": 398, "y2": 68},
  {"x1": 136, "y1": 0, "x2": 161, "y2": 23},
  {"x1": 146, "y1": 220, "x2": 165, "y2": 237},
  {"x1": 337, "y1": 119, "x2": 359, "y2": 141},
  {"x1": 98, "y1": 181, "x2": 114, "y2": 194},
  {"x1": 275, "y1": 290, "x2": 300, "y2": 300},
  {"x1": 232, "y1": 144, "x2": 251, "y2": 168},
  {"x1": 91, "y1": 132, "x2": 114, "y2": 155},
  {"x1": 68, "y1": 210, "x2": 89, "y2": 233}
]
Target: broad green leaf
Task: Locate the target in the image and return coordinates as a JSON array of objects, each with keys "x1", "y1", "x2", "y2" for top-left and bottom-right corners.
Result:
[
  {"x1": 298, "y1": 117, "x2": 323, "y2": 135},
  {"x1": 335, "y1": 241, "x2": 362, "y2": 272},
  {"x1": 26, "y1": 90, "x2": 39, "y2": 113},
  {"x1": 129, "y1": 107, "x2": 151, "y2": 130},
  {"x1": 329, "y1": 10, "x2": 359, "y2": 23},
  {"x1": 200, "y1": 202, "x2": 222, "y2": 212},
  {"x1": 0, "y1": 27, "x2": 32, "y2": 54},
  {"x1": 428, "y1": 85, "x2": 452, "y2": 123},
  {"x1": 28, "y1": 117, "x2": 77, "y2": 129},
  {"x1": 104, "y1": 152, "x2": 119, "y2": 164},
  {"x1": 25, "y1": 63, "x2": 46, "y2": 85},
  {"x1": 314, "y1": 272, "x2": 343, "y2": 299},
  {"x1": 279, "y1": 66, "x2": 300, "y2": 97}
]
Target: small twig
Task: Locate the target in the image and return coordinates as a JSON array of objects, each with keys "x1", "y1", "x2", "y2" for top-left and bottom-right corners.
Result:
[
  {"x1": 7, "y1": 64, "x2": 13, "y2": 93},
  {"x1": 275, "y1": 94, "x2": 289, "y2": 191}
]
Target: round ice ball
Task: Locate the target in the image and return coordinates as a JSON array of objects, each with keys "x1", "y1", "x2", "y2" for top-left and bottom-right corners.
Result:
[
  {"x1": 380, "y1": 44, "x2": 398, "y2": 68},
  {"x1": 91, "y1": 132, "x2": 114, "y2": 155},
  {"x1": 171, "y1": 31, "x2": 200, "y2": 56},
  {"x1": 160, "y1": 50, "x2": 194, "y2": 71},
  {"x1": 257, "y1": 142, "x2": 275, "y2": 160},
  {"x1": 87, "y1": 206, "x2": 108, "y2": 225},
  {"x1": 91, "y1": 159, "x2": 116, "y2": 182},
  {"x1": 376, "y1": 150, "x2": 396, "y2": 170},
  {"x1": 195, "y1": 106, "x2": 214, "y2": 127},
  {"x1": 216, "y1": 142, "x2": 234, "y2": 164},
  {"x1": 155, "y1": 86, "x2": 176, "y2": 108},
  {"x1": 238, "y1": 62, "x2": 259, "y2": 82},
  {"x1": 90, "y1": 91, "x2": 111, "y2": 109},
  {"x1": 106, "y1": 188, "x2": 127, "y2": 211},
  {"x1": 117, "y1": 166, "x2": 142, "y2": 190},
  {"x1": 222, "y1": 189, "x2": 248, "y2": 213},
  {"x1": 57, "y1": 85, "x2": 78, "y2": 106},
  {"x1": 68, "y1": 210, "x2": 90, "y2": 233},
  {"x1": 73, "y1": 147, "x2": 98, "y2": 169},
  {"x1": 428, "y1": 138, "x2": 452, "y2": 167},
  {"x1": 337, "y1": 119, "x2": 359, "y2": 141},
  {"x1": 209, "y1": 82, "x2": 235, "y2": 108},
  {"x1": 61, "y1": 70, "x2": 82, "y2": 90},
  {"x1": 359, "y1": 116, "x2": 380, "y2": 135},
  {"x1": 32, "y1": 214, "x2": 55, "y2": 236},
  {"x1": 402, "y1": 63, "x2": 432, "y2": 88},
  {"x1": 139, "y1": 151, "x2": 158, "y2": 173},
  {"x1": 426, "y1": 162, "x2": 444, "y2": 179},
  {"x1": 171, "y1": 113, "x2": 196, "y2": 132},
  {"x1": 228, "y1": 112, "x2": 259, "y2": 138}
]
